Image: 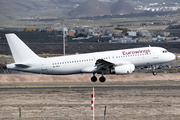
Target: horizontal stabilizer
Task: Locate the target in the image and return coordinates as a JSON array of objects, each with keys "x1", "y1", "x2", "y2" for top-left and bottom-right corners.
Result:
[{"x1": 15, "y1": 64, "x2": 31, "y2": 68}]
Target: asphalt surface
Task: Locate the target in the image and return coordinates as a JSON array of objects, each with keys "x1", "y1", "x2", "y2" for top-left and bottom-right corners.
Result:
[{"x1": 1, "y1": 85, "x2": 180, "y2": 90}]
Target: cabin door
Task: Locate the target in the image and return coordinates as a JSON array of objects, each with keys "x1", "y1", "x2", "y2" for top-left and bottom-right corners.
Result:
[
  {"x1": 41, "y1": 60, "x2": 47, "y2": 71},
  {"x1": 153, "y1": 48, "x2": 158, "y2": 59}
]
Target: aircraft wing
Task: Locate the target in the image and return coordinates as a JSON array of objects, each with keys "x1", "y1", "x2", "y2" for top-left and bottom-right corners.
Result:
[
  {"x1": 95, "y1": 59, "x2": 114, "y2": 69},
  {"x1": 95, "y1": 59, "x2": 131, "y2": 72}
]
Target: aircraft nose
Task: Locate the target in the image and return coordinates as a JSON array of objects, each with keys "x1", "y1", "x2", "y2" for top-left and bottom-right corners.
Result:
[{"x1": 170, "y1": 53, "x2": 176, "y2": 60}]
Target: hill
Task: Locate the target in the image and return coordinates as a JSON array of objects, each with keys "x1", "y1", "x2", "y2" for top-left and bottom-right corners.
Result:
[
  {"x1": 0, "y1": 0, "x2": 87, "y2": 20},
  {"x1": 110, "y1": 0, "x2": 140, "y2": 15},
  {"x1": 0, "y1": 0, "x2": 179, "y2": 21},
  {"x1": 69, "y1": 0, "x2": 140, "y2": 17},
  {"x1": 69, "y1": 0, "x2": 111, "y2": 17}
]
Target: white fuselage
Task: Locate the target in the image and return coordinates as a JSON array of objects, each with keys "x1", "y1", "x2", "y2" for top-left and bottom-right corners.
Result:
[{"x1": 7, "y1": 46, "x2": 175, "y2": 75}]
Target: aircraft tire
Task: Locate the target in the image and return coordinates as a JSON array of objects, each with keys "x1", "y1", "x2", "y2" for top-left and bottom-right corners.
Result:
[
  {"x1": 153, "y1": 72, "x2": 157, "y2": 75},
  {"x1": 99, "y1": 76, "x2": 106, "y2": 82},
  {"x1": 91, "y1": 76, "x2": 97, "y2": 82}
]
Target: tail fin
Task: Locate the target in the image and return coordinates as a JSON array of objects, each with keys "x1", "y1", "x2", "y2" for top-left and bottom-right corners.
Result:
[{"x1": 5, "y1": 33, "x2": 39, "y2": 63}]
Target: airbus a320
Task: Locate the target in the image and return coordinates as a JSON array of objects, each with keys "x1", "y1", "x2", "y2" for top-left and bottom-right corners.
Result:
[{"x1": 5, "y1": 33, "x2": 176, "y2": 82}]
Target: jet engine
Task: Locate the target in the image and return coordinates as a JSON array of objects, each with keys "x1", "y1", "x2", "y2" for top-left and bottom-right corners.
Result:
[{"x1": 110, "y1": 64, "x2": 135, "y2": 74}]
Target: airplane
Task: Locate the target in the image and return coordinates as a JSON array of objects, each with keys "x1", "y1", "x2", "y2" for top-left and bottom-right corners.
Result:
[{"x1": 5, "y1": 33, "x2": 176, "y2": 82}]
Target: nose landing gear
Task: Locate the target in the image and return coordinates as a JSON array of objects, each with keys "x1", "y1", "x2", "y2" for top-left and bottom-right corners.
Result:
[
  {"x1": 153, "y1": 71, "x2": 157, "y2": 75},
  {"x1": 152, "y1": 65, "x2": 157, "y2": 75}
]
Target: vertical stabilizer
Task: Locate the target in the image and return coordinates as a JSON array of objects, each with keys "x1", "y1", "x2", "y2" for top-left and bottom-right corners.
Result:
[{"x1": 5, "y1": 33, "x2": 39, "y2": 63}]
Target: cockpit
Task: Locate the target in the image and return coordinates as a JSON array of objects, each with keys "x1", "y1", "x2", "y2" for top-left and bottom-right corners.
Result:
[{"x1": 162, "y1": 50, "x2": 168, "y2": 53}]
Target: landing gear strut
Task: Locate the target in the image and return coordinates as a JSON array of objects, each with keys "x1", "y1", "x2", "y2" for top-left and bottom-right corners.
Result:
[
  {"x1": 152, "y1": 65, "x2": 157, "y2": 75},
  {"x1": 99, "y1": 70, "x2": 106, "y2": 82}
]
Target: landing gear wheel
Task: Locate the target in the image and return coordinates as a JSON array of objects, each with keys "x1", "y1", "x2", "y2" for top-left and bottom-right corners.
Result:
[
  {"x1": 91, "y1": 76, "x2": 97, "y2": 82},
  {"x1": 99, "y1": 76, "x2": 106, "y2": 82},
  {"x1": 153, "y1": 72, "x2": 157, "y2": 75}
]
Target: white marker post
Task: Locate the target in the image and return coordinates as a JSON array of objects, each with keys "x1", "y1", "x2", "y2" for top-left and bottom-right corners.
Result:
[{"x1": 91, "y1": 87, "x2": 95, "y2": 120}]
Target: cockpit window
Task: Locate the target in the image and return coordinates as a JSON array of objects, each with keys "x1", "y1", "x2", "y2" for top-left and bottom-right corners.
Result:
[{"x1": 163, "y1": 50, "x2": 168, "y2": 53}]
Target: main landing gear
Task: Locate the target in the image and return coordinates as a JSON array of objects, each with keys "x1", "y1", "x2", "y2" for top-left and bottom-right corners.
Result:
[
  {"x1": 91, "y1": 73, "x2": 106, "y2": 82},
  {"x1": 91, "y1": 75, "x2": 97, "y2": 82},
  {"x1": 152, "y1": 65, "x2": 157, "y2": 75},
  {"x1": 99, "y1": 76, "x2": 106, "y2": 82}
]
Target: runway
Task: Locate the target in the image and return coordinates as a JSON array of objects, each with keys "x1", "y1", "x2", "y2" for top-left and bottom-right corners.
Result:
[{"x1": 1, "y1": 85, "x2": 180, "y2": 90}]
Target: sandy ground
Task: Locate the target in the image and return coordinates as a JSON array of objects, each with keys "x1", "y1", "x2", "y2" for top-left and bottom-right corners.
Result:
[
  {"x1": 1, "y1": 81, "x2": 180, "y2": 120},
  {"x1": 0, "y1": 73, "x2": 180, "y2": 84},
  {"x1": 1, "y1": 87, "x2": 180, "y2": 120},
  {"x1": 1, "y1": 74, "x2": 180, "y2": 119}
]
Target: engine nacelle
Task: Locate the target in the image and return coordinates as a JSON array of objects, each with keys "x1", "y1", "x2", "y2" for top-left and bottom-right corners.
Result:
[{"x1": 110, "y1": 64, "x2": 135, "y2": 75}]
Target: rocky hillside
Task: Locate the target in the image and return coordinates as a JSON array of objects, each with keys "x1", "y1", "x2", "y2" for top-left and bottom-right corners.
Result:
[
  {"x1": 0, "y1": 0, "x2": 140, "y2": 20},
  {"x1": 68, "y1": 0, "x2": 111, "y2": 17},
  {"x1": 69, "y1": 0, "x2": 140, "y2": 17},
  {"x1": 0, "y1": 0, "x2": 87, "y2": 20},
  {"x1": 110, "y1": 0, "x2": 139, "y2": 15}
]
